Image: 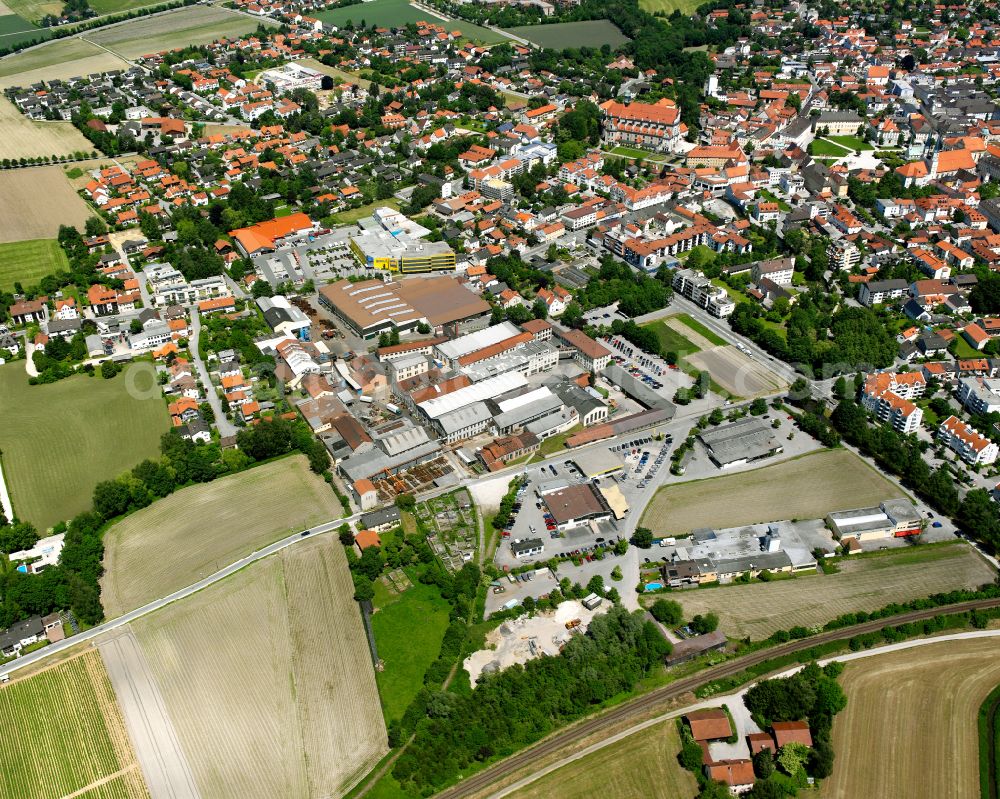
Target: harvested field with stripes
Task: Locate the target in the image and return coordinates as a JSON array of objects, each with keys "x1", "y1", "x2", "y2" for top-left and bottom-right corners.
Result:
[
  {"x1": 821, "y1": 638, "x2": 1000, "y2": 799},
  {"x1": 129, "y1": 536, "x2": 386, "y2": 799},
  {"x1": 0, "y1": 650, "x2": 148, "y2": 799}
]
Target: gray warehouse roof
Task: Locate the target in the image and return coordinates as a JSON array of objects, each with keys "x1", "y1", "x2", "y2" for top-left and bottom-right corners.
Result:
[{"x1": 698, "y1": 416, "x2": 782, "y2": 466}]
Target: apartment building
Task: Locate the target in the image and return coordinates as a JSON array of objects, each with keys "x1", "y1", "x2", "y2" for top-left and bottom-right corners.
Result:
[
  {"x1": 938, "y1": 415, "x2": 999, "y2": 465},
  {"x1": 672, "y1": 268, "x2": 737, "y2": 317},
  {"x1": 860, "y1": 371, "x2": 925, "y2": 433}
]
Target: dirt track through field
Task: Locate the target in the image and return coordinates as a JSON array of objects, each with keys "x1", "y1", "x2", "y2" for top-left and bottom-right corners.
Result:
[{"x1": 99, "y1": 630, "x2": 200, "y2": 799}]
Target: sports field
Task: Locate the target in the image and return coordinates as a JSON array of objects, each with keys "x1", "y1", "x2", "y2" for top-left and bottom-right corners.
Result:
[
  {"x1": 315, "y1": 0, "x2": 507, "y2": 43},
  {"x1": 662, "y1": 542, "x2": 996, "y2": 639},
  {"x1": 102, "y1": 455, "x2": 342, "y2": 617},
  {"x1": 509, "y1": 716, "x2": 696, "y2": 799},
  {"x1": 640, "y1": 449, "x2": 904, "y2": 534},
  {"x1": 83, "y1": 6, "x2": 275, "y2": 59},
  {"x1": 0, "y1": 650, "x2": 148, "y2": 799},
  {"x1": 131, "y1": 537, "x2": 386, "y2": 799},
  {"x1": 503, "y1": 20, "x2": 629, "y2": 49},
  {"x1": 0, "y1": 38, "x2": 127, "y2": 86},
  {"x1": 372, "y1": 577, "x2": 451, "y2": 721},
  {"x1": 0, "y1": 238, "x2": 67, "y2": 290},
  {"x1": 0, "y1": 362, "x2": 169, "y2": 530},
  {"x1": 0, "y1": 99, "x2": 94, "y2": 162},
  {"x1": 821, "y1": 638, "x2": 1000, "y2": 799}
]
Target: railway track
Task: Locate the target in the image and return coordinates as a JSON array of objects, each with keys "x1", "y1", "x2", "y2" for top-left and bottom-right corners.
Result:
[{"x1": 434, "y1": 597, "x2": 1000, "y2": 799}]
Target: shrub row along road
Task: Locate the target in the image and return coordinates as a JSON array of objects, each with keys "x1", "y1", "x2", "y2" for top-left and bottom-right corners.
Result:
[
  {"x1": 984, "y1": 686, "x2": 1000, "y2": 799},
  {"x1": 433, "y1": 597, "x2": 1000, "y2": 799}
]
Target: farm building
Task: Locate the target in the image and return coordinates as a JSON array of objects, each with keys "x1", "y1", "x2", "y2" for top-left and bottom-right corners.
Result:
[
  {"x1": 686, "y1": 708, "x2": 732, "y2": 741},
  {"x1": 706, "y1": 760, "x2": 755, "y2": 794},
  {"x1": 666, "y1": 630, "x2": 728, "y2": 666},
  {"x1": 698, "y1": 417, "x2": 783, "y2": 468},
  {"x1": 772, "y1": 720, "x2": 813, "y2": 748}
]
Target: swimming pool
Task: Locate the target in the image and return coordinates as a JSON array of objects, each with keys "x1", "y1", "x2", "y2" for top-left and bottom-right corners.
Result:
[{"x1": 644, "y1": 582, "x2": 663, "y2": 592}]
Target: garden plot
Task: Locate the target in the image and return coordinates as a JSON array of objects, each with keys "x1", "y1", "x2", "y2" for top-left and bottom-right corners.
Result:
[{"x1": 417, "y1": 489, "x2": 478, "y2": 570}]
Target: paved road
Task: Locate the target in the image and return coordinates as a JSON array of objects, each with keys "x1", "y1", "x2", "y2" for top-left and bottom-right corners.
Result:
[
  {"x1": 0, "y1": 514, "x2": 355, "y2": 678},
  {"x1": 187, "y1": 311, "x2": 237, "y2": 438},
  {"x1": 432, "y1": 596, "x2": 1000, "y2": 799},
  {"x1": 489, "y1": 627, "x2": 1000, "y2": 798}
]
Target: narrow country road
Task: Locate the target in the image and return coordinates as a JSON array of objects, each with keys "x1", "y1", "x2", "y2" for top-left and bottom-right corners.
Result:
[
  {"x1": 432, "y1": 596, "x2": 1000, "y2": 799},
  {"x1": 187, "y1": 310, "x2": 237, "y2": 438},
  {"x1": 487, "y1": 628, "x2": 1000, "y2": 798},
  {"x1": 0, "y1": 514, "x2": 357, "y2": 678}
]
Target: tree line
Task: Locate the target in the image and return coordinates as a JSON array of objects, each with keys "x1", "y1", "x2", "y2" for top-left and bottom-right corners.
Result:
[
  {"x1": 392, "y1": 605, "x2": 669, "y2": 792},
  {"x1": 828, "y1": 397, "x2": 1000, "y2": 551},
  {"x1": 0, "y1": 417, "x2": 331, "y2": 630}
]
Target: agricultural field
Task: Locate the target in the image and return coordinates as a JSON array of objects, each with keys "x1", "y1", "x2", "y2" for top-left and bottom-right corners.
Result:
[
  {"x1": 641, "y1": 449, "x2": 904, "y2": 534},
  {"x1": 0, "y1": 650, "x2": 148, "y2": 799},
  {"x1": 509, "y1": 716, "x2": 697, "y2": 799},
  {"x1": 130, "y1": 537, "x2": 387, "y2": 799},
  {"x1": 638, "y1": 0, "x2": 702, "y2": 15},
  {"x1": 0, "y1": 98, "x2": 95, "y2": 161},
  {"x1": 662, "y1": 542, "x2": 995, "y2": 639},
  {"x1": 0, "y1": 238, "x2": 67, "y2": 291},
  {"x1": 503, "y1": 20, "x2": 630, "y2": 49},
  {"x1": 821, "y1": 638, "x2": 1000, "y2": 799},
  {"x1": 315, "y1": 0, "x2": 508, "y2": 43},
  {"x1": 102, "y1": 454, "x2": 341, "y2": 617},
  {"x1": 83, "y1": 6, "x2": 276, "y2": 59},
  {"x1": 0, "y1": 0, "x2": 59, "y2": 24},
  {"x1": 0, "y1": 38, "x2": 127, "y2": 86},
  {"x1": 0, "y1": 11, "x2": 44, "y2": 50},
  {"x1": 372, "y1": 577, "x2": 451, "y2": 721},
  {"x1": 0, "y1": 167, "x2": 93, "y2": 241},
  {"x1": 0, "y1": 362, "x2": 169, "y2": 530}
]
